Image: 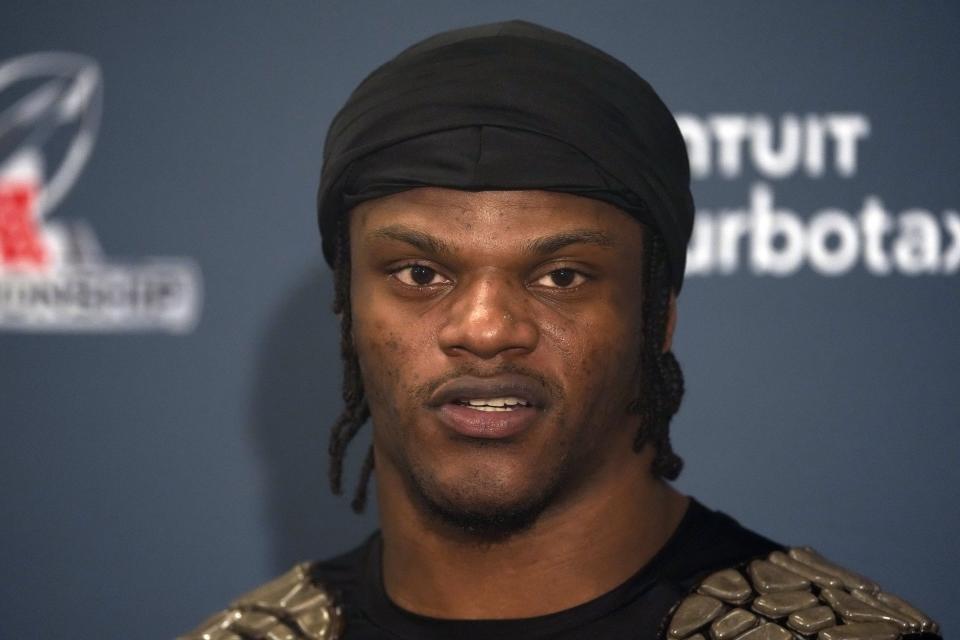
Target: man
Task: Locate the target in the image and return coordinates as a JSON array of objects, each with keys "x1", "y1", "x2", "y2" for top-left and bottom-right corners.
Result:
[{"x1": 182, "y1": 21, "x2": 940, "y2": 640}]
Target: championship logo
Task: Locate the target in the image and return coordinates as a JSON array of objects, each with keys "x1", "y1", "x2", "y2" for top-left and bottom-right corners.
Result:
[{"x1": 0, "y1": 52, "x2": 201, "y2": 332}]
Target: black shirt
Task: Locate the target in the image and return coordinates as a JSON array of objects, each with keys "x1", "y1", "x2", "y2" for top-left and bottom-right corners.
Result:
[{"x1": 309, "y1": 499, "x2": 781, "y2": 640}]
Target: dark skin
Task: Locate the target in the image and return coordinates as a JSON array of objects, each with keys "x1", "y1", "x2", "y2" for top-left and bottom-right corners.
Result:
[{"x1": 349, "y1": 187, "x2": 688, "y2": 619}]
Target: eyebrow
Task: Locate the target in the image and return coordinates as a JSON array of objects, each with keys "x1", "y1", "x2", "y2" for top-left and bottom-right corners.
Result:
[
  {"x1": 366, "y1": 225, "x2": 614, "y2": 257},
  {"x1": 367, "y1": 225, "x2": 453, "y2": 256},
  {"x1": 523, "y1": 229, "x2": 615, "y2": 255}
]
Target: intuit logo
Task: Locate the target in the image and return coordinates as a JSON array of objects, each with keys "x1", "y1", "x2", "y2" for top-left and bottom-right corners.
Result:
[{"x1": 676, "y1": 114, "x2": 959, "y2": 277}]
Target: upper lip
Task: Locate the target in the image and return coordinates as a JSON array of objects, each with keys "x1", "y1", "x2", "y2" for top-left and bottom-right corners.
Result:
[{"x1": 427, "y1": 374, "x2": 548, "y2": 409}]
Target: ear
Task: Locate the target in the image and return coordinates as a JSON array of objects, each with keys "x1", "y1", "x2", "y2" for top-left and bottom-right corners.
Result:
[{"x1": 661, "y1": 292, "x2": 678, "y2": 353}]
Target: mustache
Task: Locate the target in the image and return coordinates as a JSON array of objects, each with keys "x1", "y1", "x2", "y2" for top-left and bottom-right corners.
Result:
[{"x1": 414, "y1": 362, "x2": 563, "y2": 407}]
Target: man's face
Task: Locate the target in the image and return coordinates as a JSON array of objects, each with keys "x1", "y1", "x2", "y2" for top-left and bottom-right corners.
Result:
[{"x1": 349, "y1": 188, "x2": 650, "y2": 534}]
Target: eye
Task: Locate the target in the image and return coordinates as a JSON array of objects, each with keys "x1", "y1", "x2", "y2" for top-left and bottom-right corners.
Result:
[
  {"x1": 533, "y1": 268, "x2": 588, "y2": 288},
  {"x1": 392, "y1": 264, "x2": 450, "y2": 287}
]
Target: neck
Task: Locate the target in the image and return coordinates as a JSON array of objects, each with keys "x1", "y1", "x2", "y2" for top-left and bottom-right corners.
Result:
[{"x1": 375, "y1": 445, "x2": 689, "y2": 620}]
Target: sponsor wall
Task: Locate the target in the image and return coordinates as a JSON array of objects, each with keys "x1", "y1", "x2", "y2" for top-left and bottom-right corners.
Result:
[{"x1": 1, "y1": 2, "x2": 957, "y2": 638}]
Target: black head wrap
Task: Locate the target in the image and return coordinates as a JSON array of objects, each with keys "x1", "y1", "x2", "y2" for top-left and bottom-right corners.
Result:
[{"x1": 318, "y1": 20, "x2": 694, "y2": 291}]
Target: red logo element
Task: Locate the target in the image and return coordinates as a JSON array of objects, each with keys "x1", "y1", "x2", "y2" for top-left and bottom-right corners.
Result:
[{"x1": 0, "y1": 181, "x2": 48, "y2": 268}]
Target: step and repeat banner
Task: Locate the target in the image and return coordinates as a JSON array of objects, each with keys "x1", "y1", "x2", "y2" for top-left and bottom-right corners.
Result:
[{"x1": 2, "y1": 2, "x2": 956, "y2": 638}]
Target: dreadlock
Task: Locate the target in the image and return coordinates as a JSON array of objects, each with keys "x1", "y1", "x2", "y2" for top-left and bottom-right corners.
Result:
[
  {"x1": 631, "y1": 229, "x2": 685, "y2": 479},
  {"x1": 327, "y1": 221, "x2": 685, "y2": 513}
]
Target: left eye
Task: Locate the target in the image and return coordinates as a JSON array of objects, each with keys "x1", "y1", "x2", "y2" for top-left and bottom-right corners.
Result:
[
  {"x1": 534, "y1": 268, "x2": 587, "y2": 288},
  {"x1": 393, "y1": 264, "x2": 449, "y2": 286}
]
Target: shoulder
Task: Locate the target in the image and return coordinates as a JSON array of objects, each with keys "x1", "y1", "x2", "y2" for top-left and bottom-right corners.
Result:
[
  {"x1": 178, "y1": 536, "x2": 375, "y2": 640},
  {"x1": 658, "y1": 498, "x2": 783, "y2": 585},
  {"x1": 178, "y1": 563, "x2": 345, "y2": 640},
  {"x1": 664, "y1": 546, "x2": 940, "y2": 640}
]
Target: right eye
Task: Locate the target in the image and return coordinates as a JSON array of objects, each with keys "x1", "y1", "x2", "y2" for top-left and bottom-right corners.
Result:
[{"x1": 391, "y1": 264, "x2": 450, "y2": 287}]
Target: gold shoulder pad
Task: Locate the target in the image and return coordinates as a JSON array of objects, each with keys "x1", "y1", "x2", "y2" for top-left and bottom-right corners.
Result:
[
  {"x1": 664, "y1": 546, "x2": 939, "y2": 640},
  {"x1": 178, "y1": 562, "x2": 344, "y2": 640}
]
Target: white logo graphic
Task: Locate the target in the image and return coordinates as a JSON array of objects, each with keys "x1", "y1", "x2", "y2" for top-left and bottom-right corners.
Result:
[
  {"x1": 676, "y1": 113, "x2": 960, "y2": 277},
  {"x1": 0, "y1": 52, "x2": 201, "y2": 332}
]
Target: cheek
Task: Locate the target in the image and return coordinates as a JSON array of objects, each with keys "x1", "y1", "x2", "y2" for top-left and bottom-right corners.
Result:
[
  {"x1": 540, "y1": 309, "x2": 640, "y2": 379},
  {"x1": 353, "y1": 305, "x2": 432, "y2": 410},
  {"x1": 540, "y1": 305, "x2": 642, "y2": 404},
  {"x1": 355, "y1": 317, "x2": 400, "y2": 398}
]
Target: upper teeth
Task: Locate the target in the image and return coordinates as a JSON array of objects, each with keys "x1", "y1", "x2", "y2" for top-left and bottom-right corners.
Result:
[{"x1": 462, "y1": 396, "x2": 529, "y2": 408}]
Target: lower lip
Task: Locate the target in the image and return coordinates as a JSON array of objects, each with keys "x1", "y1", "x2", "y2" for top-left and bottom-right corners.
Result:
[{"x1": 435, "y1": 403, "x2": 539, "y2": 439}]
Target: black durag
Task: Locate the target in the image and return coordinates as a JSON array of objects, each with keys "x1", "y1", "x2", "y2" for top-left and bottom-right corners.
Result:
[{"x1": 317, "y1": 20, "x2": 694, "y2": 291}]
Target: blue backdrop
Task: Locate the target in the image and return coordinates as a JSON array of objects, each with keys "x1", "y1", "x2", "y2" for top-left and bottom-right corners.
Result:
[{"x1": 1, "y1": 2, "x2": 957, "y2": 638}]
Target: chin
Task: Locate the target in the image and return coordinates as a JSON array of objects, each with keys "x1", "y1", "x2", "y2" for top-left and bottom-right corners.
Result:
[{"x1": 408, "y1": 461, "x2": 561, "y2": 540}]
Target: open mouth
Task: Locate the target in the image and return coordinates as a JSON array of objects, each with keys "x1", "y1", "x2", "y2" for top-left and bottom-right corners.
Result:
[
  {"x1": 429, "y1": 374, "x2": 545, "y2": 438},
  {"x1": 453, "y1": 396, "x2": 532, "y2": 412}
]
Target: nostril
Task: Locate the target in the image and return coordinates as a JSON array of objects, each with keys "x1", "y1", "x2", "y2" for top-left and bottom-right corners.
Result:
[{"x1": 436, "y1": 277, "x2": 539, "y2": 358}]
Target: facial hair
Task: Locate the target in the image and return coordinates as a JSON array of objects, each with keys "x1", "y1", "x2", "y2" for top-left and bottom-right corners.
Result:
[{"x1": 393, "y1": 361, "x2": 575, "y2": 541}]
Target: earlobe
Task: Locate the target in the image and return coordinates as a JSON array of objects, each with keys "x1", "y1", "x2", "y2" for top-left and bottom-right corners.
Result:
[{"x1": 662, "y1": 293, "x2": 678, "y2": 353}]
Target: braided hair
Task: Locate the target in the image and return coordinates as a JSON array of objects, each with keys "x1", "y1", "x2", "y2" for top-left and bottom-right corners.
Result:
[{"x1": 327, "y1": 220, "x2": 684, "y2": 513}]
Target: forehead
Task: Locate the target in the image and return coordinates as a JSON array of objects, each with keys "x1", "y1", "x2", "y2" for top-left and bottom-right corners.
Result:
[{"x1": 349, "y1": 187, "x2": 645, "y2": 253}]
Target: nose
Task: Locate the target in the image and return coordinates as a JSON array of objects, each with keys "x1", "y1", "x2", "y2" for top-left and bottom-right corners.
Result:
[{"x1": 437, "y1": 270, "x2": 539, "y2": 360}]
